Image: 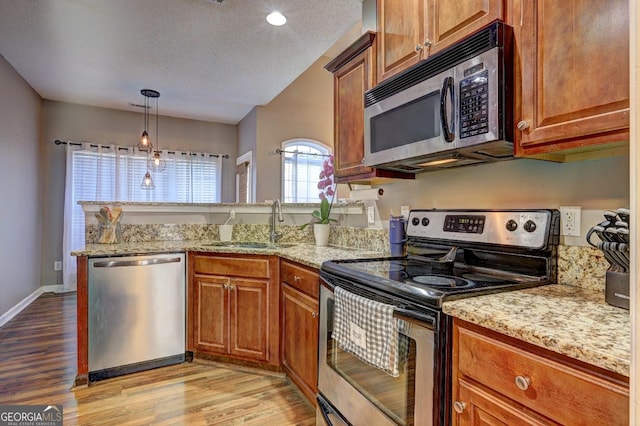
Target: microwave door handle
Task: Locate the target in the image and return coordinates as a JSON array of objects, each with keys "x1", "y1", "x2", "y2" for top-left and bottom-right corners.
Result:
[{"x1": 440, "y1": 76, "x2": 455, "y2": 142}]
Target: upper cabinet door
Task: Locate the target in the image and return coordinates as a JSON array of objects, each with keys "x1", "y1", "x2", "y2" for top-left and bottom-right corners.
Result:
[
  {"x1": 514, "y1": 0, "x2": 629, "y2": 160},
  {"x1": 376, "y1": 0, "x2": 427, "y2": 82},
  {"x1": 429, "y1": 0, "x2": 505, "y2": 54}
]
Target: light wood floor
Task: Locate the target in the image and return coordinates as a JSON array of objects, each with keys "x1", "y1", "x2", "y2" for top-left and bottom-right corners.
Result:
[{"x1": 0, "y1": 292, "x2": 315, "y2": 425}]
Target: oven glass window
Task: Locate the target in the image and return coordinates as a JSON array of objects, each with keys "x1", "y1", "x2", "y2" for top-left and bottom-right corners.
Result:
[
  {"x1": 325, "y1": 298, "x2": 417, "y2": 425},
  {"x1": 370, "y1": 90, "x2": 440, "y2": 154}
]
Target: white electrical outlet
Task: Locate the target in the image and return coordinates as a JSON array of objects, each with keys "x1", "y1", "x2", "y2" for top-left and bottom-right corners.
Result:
[
  {"x1": 560, "y1": 206, "x2": 582, "y2": 237},
  {"x1": 54, "y1": 261, "x2": 62, "y2": 271},
  {"x1": 400, "y1": 205, "x2": 410, "y2": 218},
  {"x1": 367, "y1": 206, "x2": 375, "y2": 224}
]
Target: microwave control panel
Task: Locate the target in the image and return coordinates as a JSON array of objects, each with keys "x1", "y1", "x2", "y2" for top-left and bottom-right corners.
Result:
[{"x1": 459, "y1": 69, "x2": 489, "y2": 139}]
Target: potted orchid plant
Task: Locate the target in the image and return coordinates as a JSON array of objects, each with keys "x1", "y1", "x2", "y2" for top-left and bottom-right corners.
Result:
[{"x1": 301, "y1": 155, "x2": 336, "y2": 246}]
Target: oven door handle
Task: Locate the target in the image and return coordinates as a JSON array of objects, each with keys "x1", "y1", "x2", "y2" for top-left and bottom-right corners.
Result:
[
  {"x1": 320, "y1": 276, "x2": 438, "y2": 328},
  {"x1": 317, "y1": 395, "x2": 352, "y2": 426}
]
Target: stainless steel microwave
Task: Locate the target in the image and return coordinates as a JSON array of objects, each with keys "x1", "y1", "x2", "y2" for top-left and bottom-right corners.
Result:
[{"x1": 364, "y1": 21, "x2": 514, "y2": 173}]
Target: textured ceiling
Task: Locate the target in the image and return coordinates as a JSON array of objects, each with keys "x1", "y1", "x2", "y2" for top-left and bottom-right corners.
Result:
[{"x1": 0, "y1": 0, "x2": 363, "y2": 124}]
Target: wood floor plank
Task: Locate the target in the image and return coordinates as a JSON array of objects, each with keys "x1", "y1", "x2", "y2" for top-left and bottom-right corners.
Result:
[{"x1": 0, "y1": 292, "x2": 315, "y2": 425}]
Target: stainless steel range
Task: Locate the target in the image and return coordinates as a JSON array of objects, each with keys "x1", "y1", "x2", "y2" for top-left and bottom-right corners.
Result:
[{"x1": 317, "y1": 209, "x2": 559, "y2": 426}]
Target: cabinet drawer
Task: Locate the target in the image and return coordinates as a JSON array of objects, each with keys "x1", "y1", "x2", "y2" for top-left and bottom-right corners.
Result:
[
  {"x1": 456, "y1": 325, "x2": 629, "y2": 425},
  {"x1": 280, "y1": 260, "x2": 319, "y2": 298},
  {"x1": 194, "y1": 255, "x2": 270, "y2": 278}
]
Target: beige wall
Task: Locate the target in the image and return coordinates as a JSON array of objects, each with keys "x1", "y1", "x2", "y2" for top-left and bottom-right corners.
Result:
[
  {"x1": 376, "y1": 155, "x2": 630, "y2": 215},
  {"x1": 245, "y1": 55, "x2": 335, "y2": 202},
  {"x1": 39, "y1": 101, "x2": 237, "y2": 287},
  {"x1": 0, "y1": 55, "x2": 42, "y2": 317},
  {"x1": 237, "y1": 107, "x2": 258, "y2": 202}
]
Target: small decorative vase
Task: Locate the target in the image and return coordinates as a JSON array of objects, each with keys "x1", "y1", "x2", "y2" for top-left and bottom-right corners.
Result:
[
  {"x1": 313, "y1": 223, "x2": 330, "y2": 247},
  {"x1": 98, "y1": 223, "x2": 122, "y2": 244}
]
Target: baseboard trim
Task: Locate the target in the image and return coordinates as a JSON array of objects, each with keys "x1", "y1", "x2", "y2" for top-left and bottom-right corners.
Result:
[
  {"x1": 0, "y1": 287, "x2": 44, "y2": 327},
  {"x1": 42, "y1": 284, "x2": 67, "y2": 293},
  {"x1": 0, "y1": 285, "x2": 73, "y2": 328}
]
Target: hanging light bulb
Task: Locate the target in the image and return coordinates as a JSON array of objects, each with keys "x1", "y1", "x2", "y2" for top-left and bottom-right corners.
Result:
[
  {"x1": 139, "y1": 130, "x2": 151, "y2": 150},
  {"x1": 149, "y1": 150, "x2": 166, "y2": 171},
  {"x1": 140, "y1": 170, "x2": 155, "y2": 190}
]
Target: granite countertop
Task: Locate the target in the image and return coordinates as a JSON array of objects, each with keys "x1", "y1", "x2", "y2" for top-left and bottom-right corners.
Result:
[
  {"x1": 72, "y1": 241, "x2": 388, "y2": 269},
  {"x1": 442, "y1": 284, "x2": 631, "y2": 377},
  {"x1": 73, "y1": 242, "x2": 630, "y2": 377}
]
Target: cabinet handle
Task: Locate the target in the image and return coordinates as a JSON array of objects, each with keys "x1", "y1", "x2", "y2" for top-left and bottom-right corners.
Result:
[
  {"x1": 228, "y1": 284, "x2": 235, "y2": 291},
  {"x1": 223, "y1": 284, "x2": 229, "y2": 289},
  {"x1": 515, "y1": 375, "x2": 531, "y2": 391},
  {"x1": 424, "y1": 39, "x2": 432, "y2": 47},
  {"x1": 415, "y1": 44, "x2": 424, "y2": 52},
  {"x1": 311, "y1": 312, "x2": 318, "y2": 318},
  {"x1": 517, "y1": 120, "x2": 530, "y2": 131},
  {"x1": 453, "y1": 401, "x2": 466, "y2": 414}
]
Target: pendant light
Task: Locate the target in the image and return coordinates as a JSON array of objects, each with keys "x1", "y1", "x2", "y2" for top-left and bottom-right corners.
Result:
[
  {"x1": 148, "y1": 90, "x2": 166, "y2": 172},
  {"x1": 140, "y1": 170, "x2": 155, "y2": 190},
  {"x1": 137, "y1": 89, "x2": 162, "y2": 190},
  {"x1": 137, "y1": 89, "x2": 159, "y2": 151}
]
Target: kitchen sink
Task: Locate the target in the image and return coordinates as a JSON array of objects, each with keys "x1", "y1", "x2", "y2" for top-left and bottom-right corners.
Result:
[{"x1": 201, "y1": 241, "x2": 298, "y2": 249}]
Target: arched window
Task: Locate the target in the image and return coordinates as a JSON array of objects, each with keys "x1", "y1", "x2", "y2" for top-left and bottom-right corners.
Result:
[{"x1": 281, "y1": 139, "x2": 331, "y2": 203}]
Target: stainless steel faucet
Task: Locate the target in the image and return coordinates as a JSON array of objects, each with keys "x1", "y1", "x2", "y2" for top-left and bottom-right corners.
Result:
[{"x1": 270, "y1": 199, "x2": 284, "y2": 243}]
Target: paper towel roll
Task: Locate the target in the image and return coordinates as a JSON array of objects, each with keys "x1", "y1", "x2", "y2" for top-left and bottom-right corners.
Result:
[{"x1": 349, "y1": 188, "x2": 384, "y2": 200}]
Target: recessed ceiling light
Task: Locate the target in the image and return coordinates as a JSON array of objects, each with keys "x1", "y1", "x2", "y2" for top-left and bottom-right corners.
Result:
[{"x1": 266, "y1": 11, "x2": 286, "y2": 26}]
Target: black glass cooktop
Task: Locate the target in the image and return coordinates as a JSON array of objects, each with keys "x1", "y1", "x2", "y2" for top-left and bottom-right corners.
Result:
[{"x1": 320, "y1": 256, "x2": 547, "y2": 308}]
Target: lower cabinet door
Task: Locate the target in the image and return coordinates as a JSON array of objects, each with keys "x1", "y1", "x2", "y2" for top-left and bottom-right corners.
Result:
[
  {"x1": 456, "y1": 379, "x2": 556, "y2": 426},
  {"x1": 281, "y1": 283, "x2": 319, "y2": 402},
  {"x1": 193, "y1": 275, "x2": 229, "y2": 354},
  {"x1": 229, "y1": 278, "x2": 269, "y2": 361}
]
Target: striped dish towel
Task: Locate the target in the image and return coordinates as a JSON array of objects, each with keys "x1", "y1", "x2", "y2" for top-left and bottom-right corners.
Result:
[{"x1": 332, "y1": 286, "x2": 404, "y2": 377}]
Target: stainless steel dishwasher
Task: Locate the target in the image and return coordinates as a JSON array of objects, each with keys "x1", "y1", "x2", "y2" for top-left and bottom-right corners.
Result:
[{"x1": 88, "y1": 253, "x2": 186, "y2": 381}]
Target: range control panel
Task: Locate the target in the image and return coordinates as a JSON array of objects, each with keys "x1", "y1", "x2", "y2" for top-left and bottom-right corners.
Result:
[{"x1": 406, "y1": 210, "x2": 559, "y2": 249}]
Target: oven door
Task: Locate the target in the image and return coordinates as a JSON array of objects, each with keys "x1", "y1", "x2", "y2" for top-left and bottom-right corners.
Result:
[
  {"x1": 363, "y1": 68, "x2": 455, "y2": 168},
  {"x1": 317, "y1": 283, "x2": 436, "y2": 426}
]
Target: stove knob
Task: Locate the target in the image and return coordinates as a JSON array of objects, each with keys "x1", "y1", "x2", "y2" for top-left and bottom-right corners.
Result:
[
  {"x1": 523, "y1": 220, "x2": 537, "y2": 233},
  {"x1": 505, "y1": 219, "x2": 518, "y2": 231},
  {"x1": 412, "y1": 217, "x2": 420, "y2": 226},
  {"x1": 421, "y1": 217, "x2": 430, "y2": 226}
]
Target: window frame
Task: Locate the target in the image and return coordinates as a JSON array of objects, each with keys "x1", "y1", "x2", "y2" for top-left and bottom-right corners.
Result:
[{"x1": 280, "y1": 139, "x2": 332, "y2": 203}]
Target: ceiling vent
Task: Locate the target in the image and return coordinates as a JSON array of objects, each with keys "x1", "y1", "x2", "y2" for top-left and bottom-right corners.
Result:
[{"x1": 205, "y1": 0, "x2": 227, "y2": 4}]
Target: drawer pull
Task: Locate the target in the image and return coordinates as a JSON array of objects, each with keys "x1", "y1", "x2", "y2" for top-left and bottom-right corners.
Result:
[
  {"x1": 453, "y1": 401, "x2": 466, "y2": 414},
  {"x1": 293, "y1": 275, "x2": 302, "y2": 282},
  {"x1": 515, "y1": 375, "x2": 531, "y2": 391}
]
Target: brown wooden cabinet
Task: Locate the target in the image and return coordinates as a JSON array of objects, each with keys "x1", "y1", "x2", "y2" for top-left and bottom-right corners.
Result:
[
  {"x1": 280, "y1": 260, "x2": 320, "y2": 404},
  {"x1": 452, "y1": 319, "x2": 629, "y2": 426},
  {"x1": 325, "y1": 31, "x2": 413, "y2": 184},
  {"x1": 512, "y1": 0, "x2": 629, "y2": 161},
  {"x1": 376, "y1": 0, "x2": 426, "y2": 82},
  {"x1": 430, "y1": 0, "x2": 506, "y2": 53},
  {"x1": 188, "y1": 253, "x2": 280, "y2": 367},
  {"x1": 376, "y1": 0, "x2": 505, "y2": 82}
]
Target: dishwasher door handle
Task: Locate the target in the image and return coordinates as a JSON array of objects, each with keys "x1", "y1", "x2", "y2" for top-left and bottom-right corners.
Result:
[{"x1": 93, "y1": 257, "x2": 183, "y2": 268}]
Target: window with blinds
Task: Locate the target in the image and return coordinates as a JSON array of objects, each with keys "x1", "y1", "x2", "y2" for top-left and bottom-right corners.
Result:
[
  {"x1": 67, "y1": 146, "x2": 221, "y2": 252},
  {"x1": 281, "y1": 140, "x2": 331, "y2": 203}
]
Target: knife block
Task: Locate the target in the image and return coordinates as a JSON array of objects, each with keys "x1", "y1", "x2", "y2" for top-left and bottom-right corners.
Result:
[{"x1": 605, "y1": 270, "x2": 630, "y2": 310}]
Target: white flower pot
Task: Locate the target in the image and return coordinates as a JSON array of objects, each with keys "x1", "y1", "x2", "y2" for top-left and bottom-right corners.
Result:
[{"x1": 313, "y1": 223, "x2": 330, "y2": 247}]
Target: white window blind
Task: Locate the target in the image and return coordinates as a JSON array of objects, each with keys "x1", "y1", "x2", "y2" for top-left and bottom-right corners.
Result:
[
  {"x1": 62, "y1": 142, "x2": 222, "y2": 291},
  {"x1": 282, "y1": 141, "x2": 330, "y2": 203}
]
